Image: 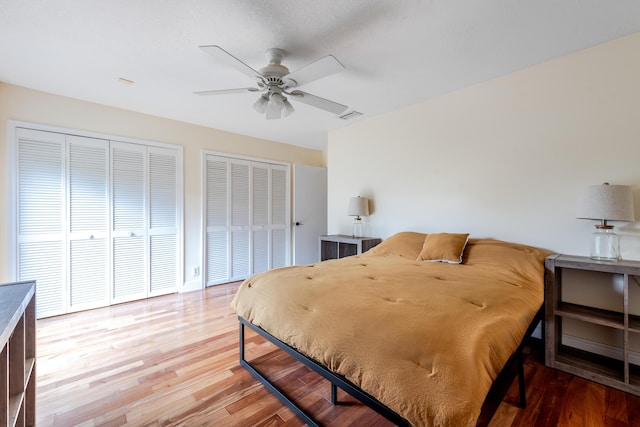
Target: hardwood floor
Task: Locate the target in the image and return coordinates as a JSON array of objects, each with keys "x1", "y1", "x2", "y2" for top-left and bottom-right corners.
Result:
[{"x1": 35, "y1": 282, "x2": 640, "y2": 427}]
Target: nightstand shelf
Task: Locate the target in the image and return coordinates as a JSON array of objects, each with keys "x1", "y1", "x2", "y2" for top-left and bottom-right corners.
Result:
[
  {"x1": 556, "y1": 345, "x2": 624, "y2": 381},
  {"x1": 319, "y1": 235, "x2": 381, "y2": 262},
  {"x1": 545, "y1": 254, "x2": 640, "y2": 395},
  {"x1": 555, "y1": 302, "x2": 625, "y2": 329}
]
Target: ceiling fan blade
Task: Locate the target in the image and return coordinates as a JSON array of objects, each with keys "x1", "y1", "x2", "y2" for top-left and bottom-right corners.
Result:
[
  {"x1": 289, "y1": 90, "x2": 348, "y2": 115},
  {"x1": 194, "y1": 88, "x2": 260, "y2": 96},
  {"x1": 284, "y1": 55, "x2": 345, "y2": 87},
  {"x1": 200, "y1": 45, "x2": 263, "y2": 82}
]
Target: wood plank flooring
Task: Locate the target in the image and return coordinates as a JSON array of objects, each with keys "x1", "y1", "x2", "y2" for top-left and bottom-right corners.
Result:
[{"x1": 35, "y1": 282, "x2": 640, "y2": 426}]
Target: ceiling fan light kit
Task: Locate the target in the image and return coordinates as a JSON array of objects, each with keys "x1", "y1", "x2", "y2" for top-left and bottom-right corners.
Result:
[
  {"x1": 253, "y1": 95, "x2": 269, "y2": 114},
  {"x1": 196, "y1": 45, "x2": 350, "y2": 120}
]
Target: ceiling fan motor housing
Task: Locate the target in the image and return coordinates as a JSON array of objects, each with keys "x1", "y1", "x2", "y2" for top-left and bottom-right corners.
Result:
[
  {"x1": 259, "y1": 48, "x2": 295, "y2": 88},
  {"x1": 259, "y1": 65, "x2": 289, "y2": 85}
]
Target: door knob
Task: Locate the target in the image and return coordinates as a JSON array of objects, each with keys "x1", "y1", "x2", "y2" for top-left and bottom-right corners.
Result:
[{"x1": 295, "y1": 222, "x2": 303, "y2": 226}]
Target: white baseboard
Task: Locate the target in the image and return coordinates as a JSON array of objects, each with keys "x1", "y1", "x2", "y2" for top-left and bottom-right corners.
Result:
[
  {"x1": 562, "y1": 334, "x2": 640, "y2": 366},
  {"x1": 182, "y1": 279, "x2": 203, "y2": 292}
]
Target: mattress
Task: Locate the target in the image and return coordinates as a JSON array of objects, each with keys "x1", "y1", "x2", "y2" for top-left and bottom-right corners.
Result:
[{"x1": 231, "y1": 232, "x2": 548, "y2": 426}]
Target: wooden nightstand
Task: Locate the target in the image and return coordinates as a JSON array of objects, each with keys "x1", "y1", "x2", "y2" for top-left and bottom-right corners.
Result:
[
  {"x1": 319, "y1": 235, "x2": 382, "y2": 262},
  {"x1": 545, "y1": 254, "x2": 640, "y2": 395}
]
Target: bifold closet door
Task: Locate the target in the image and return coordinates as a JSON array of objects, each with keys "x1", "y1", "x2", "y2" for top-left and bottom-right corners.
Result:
[
  {"x1": 15, "y1": 126, "x2": 181, "y2": 317},
  {"x1": 111, "y1": 141, "x2": 147, "y2": 303},
  {"x1": 16, "y1": 128, "x2": 67, "y2": 318},
  {"x1": 251, "y1": 163, "x2": 269, "y2": 275},
  {"x1": 204, "y1": 154, "x2": 290, "y2": 286},
  {"x1": 252, "y1": 163, "x2": 287, "y2": 273},
  {"x1": 205, "y1": 157, "x2": 253, "y2": 284},
  {"x1": 230, "y1": 160, "x2": 251, "y2": 280},
  {"x1": 148, "y1": 146, "x2": 179, "y2": 296},
  {"x1": 17, "y1": 130, "x2": 109, "y2": 316},
  {"x1": 111, "y1": 143, "x2": 180, "y2": 301},
  {"x1": 67, "y1": 135, "x2": 110, "y2": 311},
  {"x1": 205, "y1": 157, "x2": 229, "y2": 285},
  {"x1": 271, "y1": 165, "x2": 288, "y2": 269},
  {"x1": 205, "y1": 157, "x2": 252, "y2": 284}
]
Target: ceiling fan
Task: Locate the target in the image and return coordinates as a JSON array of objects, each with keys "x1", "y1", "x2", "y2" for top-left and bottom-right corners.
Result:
[{"x1": 195, "y1": 45, "x2": 349, "y2": 120}]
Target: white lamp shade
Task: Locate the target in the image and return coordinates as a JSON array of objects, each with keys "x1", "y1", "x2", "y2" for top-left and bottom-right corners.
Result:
[
  {"x1": 253, "y1": 95, "x2": 268, "y2": 114},
  {"x1": 576, "y1": 183, "x2": 635, "y2": 222},
  {"x1": 266, "y1": 93, "x2": 284, "y2": 120},
  {"x1": 283, "y1": 98, "x2": 295, "y2": 116},
  {"x1": 348, "y1": 196, "x2": 369, "y2": 217}
]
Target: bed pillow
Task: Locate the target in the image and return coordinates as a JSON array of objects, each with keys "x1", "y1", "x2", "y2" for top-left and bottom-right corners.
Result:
[
  {"x1": 363, "y1": 231, "x2": 427, "y2": 259},
  {"x1": 417, "y1": 233, "x2": 469, "y2": 264}
]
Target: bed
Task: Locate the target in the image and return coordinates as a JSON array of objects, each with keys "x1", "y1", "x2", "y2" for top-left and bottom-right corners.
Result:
[{"x1": 231, "y1": 232, "x2": 549, "y2": 426}]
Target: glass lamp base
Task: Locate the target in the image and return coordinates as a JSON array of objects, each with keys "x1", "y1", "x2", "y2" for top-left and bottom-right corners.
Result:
[
  {"x1": 353, "y1": 218, "x2": 363, "y2": 238},
  {"x1": 590, "y1": 225, "x2": 620, "y2": 261}
]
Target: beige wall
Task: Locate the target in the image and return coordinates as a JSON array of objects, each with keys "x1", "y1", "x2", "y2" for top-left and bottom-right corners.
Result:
[
  {"x1": 0, "y1": 83, "x2": 324, "y2": 285},
  {"x1": 327, "y1": 32, "x2": 640, "y2": 348},
  {"x1": 328, "y1": 32, "x2": 640, "y2": 259}
]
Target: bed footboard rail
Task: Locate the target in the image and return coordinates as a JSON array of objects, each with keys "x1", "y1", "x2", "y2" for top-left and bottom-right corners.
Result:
[{"x1": 238, "y1": 316, "x2": 412, "y2": 427}]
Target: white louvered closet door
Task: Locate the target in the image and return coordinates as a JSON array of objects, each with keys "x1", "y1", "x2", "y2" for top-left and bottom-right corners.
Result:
[
  {"x1": 271, "y1": 165, "x2": 288, "y2": 269},
  {"x1": 230, "y1": 160, "x2": 251, "y2": 280},
  {"x1": 14, "y1": 124, "x2": 183, "y2": 318},
  {"x1": 252, "y1": 163, "x2": 270, "y2": 274},
  {"x1": 16, "y1": 128, "x2": 67, "y2": 318},
  {"x1": 111, "y1": 141, "x2": 147, "y2": 303},
  {"x1": 148, "y1": 146, "x2": 179, "y2": 296},
  {"x1": 67, "y1": 135, "x2": 110, "y2": 311},
  {"x1": 204, "y1": 154, "x2": 290, "y2": 286},
  {"x1": 205, "y1": 157, "x2": 228, "y2": 285}
]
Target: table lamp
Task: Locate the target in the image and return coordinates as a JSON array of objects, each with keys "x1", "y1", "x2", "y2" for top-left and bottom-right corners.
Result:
[
  {"x1": 348, "y1": 196, "x2": 369, "y2": 238},
  {"x1": 576, "y1": 182, "x2": 635, "y2": 261}
]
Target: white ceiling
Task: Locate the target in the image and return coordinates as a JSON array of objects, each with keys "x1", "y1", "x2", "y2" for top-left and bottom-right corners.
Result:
[{"x1": 2, "y1": 1, "x2": 640, "y2": 151}]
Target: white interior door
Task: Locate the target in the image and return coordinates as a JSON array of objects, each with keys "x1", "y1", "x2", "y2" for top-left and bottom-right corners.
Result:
[{"x1": 293, "y1": 165, "x2": 327, "y2": 265}]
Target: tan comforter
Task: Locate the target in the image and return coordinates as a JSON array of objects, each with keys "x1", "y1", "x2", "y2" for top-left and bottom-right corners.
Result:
[{"x1": 231, "y1": 233, "x2": 548, "y2": 426}]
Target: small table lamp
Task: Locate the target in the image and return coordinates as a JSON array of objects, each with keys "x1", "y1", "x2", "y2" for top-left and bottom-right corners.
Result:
[
  {"x1": 576, "y1": 182, "x2": 635, "y2": 261},
  {"x1": 348, "y1": 196, "x2": 369, "y2": 238}
]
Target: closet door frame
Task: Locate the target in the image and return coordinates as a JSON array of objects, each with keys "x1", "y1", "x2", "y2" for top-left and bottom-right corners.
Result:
[
  {"x1": 202, "y1": 150, "x2": 291, "y2": 287},
  {"x1": 7, "y1": 120, "x2": 184, "y2": 315}
]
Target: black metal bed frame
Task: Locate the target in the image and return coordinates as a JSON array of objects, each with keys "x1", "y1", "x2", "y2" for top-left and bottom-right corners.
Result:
[
  {"x1": 239, "y1": 306, "x2": 543, "y2": 427},
  {"x1": 239, "y1": 317, "x2": 411, "y2": 426}
]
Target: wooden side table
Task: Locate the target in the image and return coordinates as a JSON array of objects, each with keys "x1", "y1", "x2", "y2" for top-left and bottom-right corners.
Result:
[
  {"x1": 0, "y1": 280, "x2": 36, "y2": 426},
  {"x1": 319, "y1": 235, "x2": 382, "y2": 261},
  {"x1": 545, "y1": 254, "x2": 640, "y2": 395}
]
